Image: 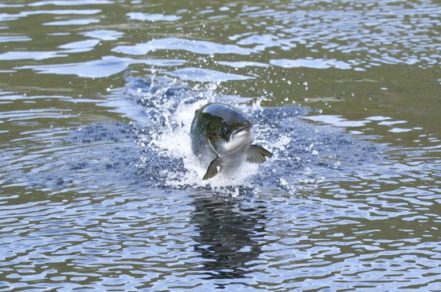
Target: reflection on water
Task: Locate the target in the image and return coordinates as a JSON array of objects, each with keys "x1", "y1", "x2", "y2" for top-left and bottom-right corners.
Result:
[
  {"x1": 0, "y1": 0, "x2": 440, "y2": 290},
  {"x1": 191, "y1": 195, "x2": 265, "y2": 280}
]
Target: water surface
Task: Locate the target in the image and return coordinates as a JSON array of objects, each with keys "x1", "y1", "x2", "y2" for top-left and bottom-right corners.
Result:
[{"x1": 1, "y1": 0, "x2": 440, "y2": 290}]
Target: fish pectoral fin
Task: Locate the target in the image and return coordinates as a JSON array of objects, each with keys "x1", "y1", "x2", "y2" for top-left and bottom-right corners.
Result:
[
  {"x1": 247, "y1": 145, "x2": 273, "y2": 163},
  {"x1": 203, "y1": 157, "x2": 223, "y2": 180}
]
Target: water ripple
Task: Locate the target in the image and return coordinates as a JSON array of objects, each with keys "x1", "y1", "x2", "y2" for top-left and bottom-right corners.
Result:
[
  {"x1": 113, "y1": 37, "x2": 256, "y2": 56},
  {"x1": 0, "y1": 0, "x2": 440, "y2": 290},
  {"x1": 127, "y1": 12, "x2": 181, "y2": 22},
  {"x1": 168, "y1": 67, "x2": 253, "y2": 82},
  {"x1": 19, "y1": 56, "x2": 185, "y2": 78},
  {"x1": 0, "y1": 9, "x2": 100, "y2": 22},
  {"x1": 43, "y1": 18, "x2": 100, "y2": 26}
]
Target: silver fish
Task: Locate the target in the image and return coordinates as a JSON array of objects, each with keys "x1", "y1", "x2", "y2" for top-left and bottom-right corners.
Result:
[{"x1": 190, "y1": 103, "x2": 272, "y2": 180}]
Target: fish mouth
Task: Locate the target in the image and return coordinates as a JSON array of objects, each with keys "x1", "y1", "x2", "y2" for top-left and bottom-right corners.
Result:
[{"x1": 232, "y1": 124, "x2": 251, "y2": 137}]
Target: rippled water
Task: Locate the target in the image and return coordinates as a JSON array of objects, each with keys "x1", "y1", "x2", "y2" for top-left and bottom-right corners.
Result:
[{"x1": 1, "y1": 0, "x2": 440, "y2": 290}]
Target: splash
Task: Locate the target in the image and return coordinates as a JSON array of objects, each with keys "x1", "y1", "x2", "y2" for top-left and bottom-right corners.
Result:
[
  {"x1": 120, "y1": 76, "x2": 384, "y2": 196},
  {"x1": 130, "y1": 77, "x2": 264, "y2": 193}
]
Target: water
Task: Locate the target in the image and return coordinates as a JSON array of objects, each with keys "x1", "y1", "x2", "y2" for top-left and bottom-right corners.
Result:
[{"x1": 1, "y1": 0, "x2": 440, "y2": 290}]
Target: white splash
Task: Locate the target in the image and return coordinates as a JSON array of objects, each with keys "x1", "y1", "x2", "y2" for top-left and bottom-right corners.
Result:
[{"x1": 145, "y1": 80, "x2": 262, "y2": 189}]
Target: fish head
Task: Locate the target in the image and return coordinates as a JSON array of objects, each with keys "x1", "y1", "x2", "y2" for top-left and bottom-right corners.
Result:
[{"x1": 208, "y1": 117, "x2": 254, "y2": 155}]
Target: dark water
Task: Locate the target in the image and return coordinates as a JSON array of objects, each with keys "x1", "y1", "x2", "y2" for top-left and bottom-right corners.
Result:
[{"x1": 1, "y1": 0, "x2": 441, "y2": 290}]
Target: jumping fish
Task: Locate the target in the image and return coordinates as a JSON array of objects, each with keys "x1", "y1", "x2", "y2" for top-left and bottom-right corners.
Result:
[{"x1": 190, "y1": 103, "x2": 272, "y2": 180}]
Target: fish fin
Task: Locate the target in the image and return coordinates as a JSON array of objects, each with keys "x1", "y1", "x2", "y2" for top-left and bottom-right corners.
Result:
[
  {"x1": 247, "y1": 145, "x2": 273, "y2": 163},
  {"x1": 203, "y1": 157, "x2": 223, "y2": 180}
]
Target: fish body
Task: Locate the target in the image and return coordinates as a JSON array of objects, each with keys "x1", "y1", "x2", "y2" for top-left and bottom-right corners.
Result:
[{"x1": 190, "y1": 103, "x2": 272, "y2": 180}]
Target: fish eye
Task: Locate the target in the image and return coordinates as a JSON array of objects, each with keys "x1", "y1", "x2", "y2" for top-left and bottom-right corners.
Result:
[{"x1": 221, "y1": 124, "x2": 229, "y2": 135}]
